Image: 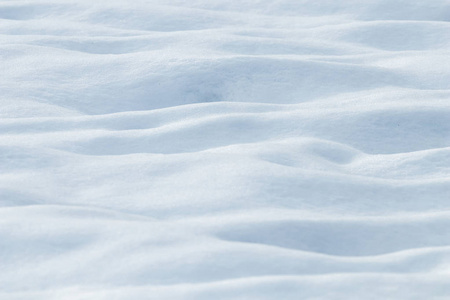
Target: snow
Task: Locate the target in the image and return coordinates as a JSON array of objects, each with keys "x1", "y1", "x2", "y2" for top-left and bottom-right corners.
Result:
[{"x1": 1, "y1": 0, "x2": 450, "y2": 299}]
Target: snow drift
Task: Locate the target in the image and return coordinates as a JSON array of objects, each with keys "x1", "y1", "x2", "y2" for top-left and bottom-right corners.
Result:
[{"x1": 1, "y1": 0, "x2": 450, "y2": 299}]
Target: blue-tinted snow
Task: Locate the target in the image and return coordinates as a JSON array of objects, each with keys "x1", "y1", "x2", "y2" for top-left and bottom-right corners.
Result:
[{"x1": 1, "y1": 0, "x2": 450, "y2": 299}]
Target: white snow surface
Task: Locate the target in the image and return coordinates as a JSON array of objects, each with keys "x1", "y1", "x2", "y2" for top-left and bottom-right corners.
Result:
[{"x1": 1, "y1": 0, "x2": 450, "y2": 299}]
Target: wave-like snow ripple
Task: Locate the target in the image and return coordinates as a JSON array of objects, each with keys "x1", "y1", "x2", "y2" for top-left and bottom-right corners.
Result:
[{"x1": 1, "y1": 0, "x2": 450, "y2": 299}]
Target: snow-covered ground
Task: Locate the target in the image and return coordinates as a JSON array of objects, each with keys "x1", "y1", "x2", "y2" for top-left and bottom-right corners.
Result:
[{"x1": 1, "y1": 0, "x2": 450, "y2": 299}]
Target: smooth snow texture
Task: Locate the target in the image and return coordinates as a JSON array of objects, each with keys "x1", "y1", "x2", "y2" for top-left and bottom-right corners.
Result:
[{"x1": 1, "y1": 0, "x2": 450, "y2": 299}]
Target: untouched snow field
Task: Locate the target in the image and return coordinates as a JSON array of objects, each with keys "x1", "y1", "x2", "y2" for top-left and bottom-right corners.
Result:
[{"x1": 1, "y1": 0, "x2": 450, "y2": 299}]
